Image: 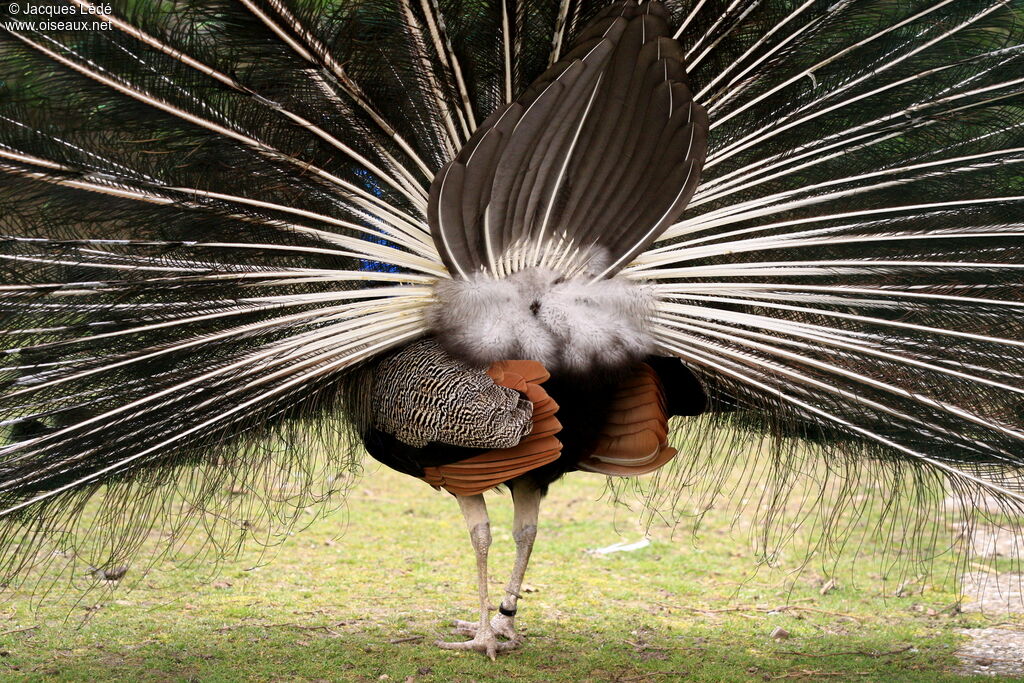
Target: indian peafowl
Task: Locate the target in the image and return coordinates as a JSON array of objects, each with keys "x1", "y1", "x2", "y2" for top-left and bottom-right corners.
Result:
[{"x1": 2, "y1": 0, "x2": 1024, "y2": 659}]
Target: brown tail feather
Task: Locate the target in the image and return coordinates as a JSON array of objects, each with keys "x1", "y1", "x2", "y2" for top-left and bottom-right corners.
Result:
[{"x1": 578, "y1": 363, "x2": 677, "y2": 477}]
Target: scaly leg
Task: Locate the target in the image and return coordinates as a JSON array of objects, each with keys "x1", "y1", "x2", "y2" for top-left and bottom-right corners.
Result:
[
  {"x1": 436, "y1": 493, "x2": 518, "y2": 659},
  {"x1": 454, "y1": 479, "x2": 542, "y2": 645}
]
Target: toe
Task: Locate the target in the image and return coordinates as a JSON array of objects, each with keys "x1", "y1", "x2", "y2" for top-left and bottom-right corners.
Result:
[
  {"x1": 453, "y1": 619, "x2": 478, "y2": 636},
  {"x1": 436, "y1": 638, "x2": 474, "y2": 651},
  {"x1": 490, "y1": 614, "x2": 518, "y2": 640},
  {"x1": 436, "y1": 633, "x2": 520, "y2": 658}
]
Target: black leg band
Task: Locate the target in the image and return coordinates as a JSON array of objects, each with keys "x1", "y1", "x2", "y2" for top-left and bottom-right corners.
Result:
[{"x1": 498, "y1": 605, "x2": 517, "y2": 617}]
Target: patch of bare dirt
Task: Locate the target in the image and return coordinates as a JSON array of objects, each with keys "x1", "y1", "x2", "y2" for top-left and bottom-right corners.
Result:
[
  {"x1": 954, "y1": 628, "x2": 1024, "y2": 677},
  {"x1": 959, "y1": 572, "x2": 1024, "y2": 615},
  {"x1": 969, "y1": 526, "x2": 1023, "y2": 561}
]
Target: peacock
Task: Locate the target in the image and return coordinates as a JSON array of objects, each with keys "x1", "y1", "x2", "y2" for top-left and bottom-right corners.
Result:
[{"x1": 1, "y1": 0, "x2": 1024, "y2": 659}]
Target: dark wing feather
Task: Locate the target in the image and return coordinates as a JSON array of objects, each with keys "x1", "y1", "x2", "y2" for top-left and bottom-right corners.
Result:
[{"x1": 429, "y1": 1, "x2": 708, "y2": 278}]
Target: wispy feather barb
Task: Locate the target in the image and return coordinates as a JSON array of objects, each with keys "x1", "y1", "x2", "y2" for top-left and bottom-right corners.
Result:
[{"x1": 1, "y1": 0, "x2": 1023, "y2": 593}]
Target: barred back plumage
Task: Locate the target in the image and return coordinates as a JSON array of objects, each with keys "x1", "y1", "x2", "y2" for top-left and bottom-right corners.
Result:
[{"x1": 1, "y1": 0, "x2": 1023, "y2": 657}]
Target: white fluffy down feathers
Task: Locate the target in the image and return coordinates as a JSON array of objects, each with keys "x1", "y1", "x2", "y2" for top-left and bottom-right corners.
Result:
[{"x1": 430, "y1": 269, "x2": 656, "y2": 374}]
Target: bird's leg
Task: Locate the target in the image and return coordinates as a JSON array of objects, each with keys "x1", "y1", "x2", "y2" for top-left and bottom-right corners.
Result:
[
  {"x1": 454, "y1": 479, "x2": 541, "y2": 644},
  {"x1": 494, "y1": 479, "x2": 541, "y2": 640},
  {"x1": 436, "y1": 493, "x2": 517, "y2": 659}
]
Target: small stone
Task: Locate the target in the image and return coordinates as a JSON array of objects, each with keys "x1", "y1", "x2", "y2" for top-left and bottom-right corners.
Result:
[{"x1": 770, "y1": 627, "x2": 790, "y2": 641}]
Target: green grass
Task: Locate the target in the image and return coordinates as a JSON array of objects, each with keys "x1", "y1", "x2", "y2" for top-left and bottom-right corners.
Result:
[{"x1": 0, "y1": 458, "x2": 1021, "y2": 682}]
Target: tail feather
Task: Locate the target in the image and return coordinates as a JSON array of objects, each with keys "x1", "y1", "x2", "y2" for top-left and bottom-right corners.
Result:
[
  {"x1": 637, "y1": 0, "x2": 1024, "y2": 523},
  {"x1": 429, "y1": 1, "x2": 709, "y2": 278},
  {"x1": 0, "y1": 0, "x2": 453, "y2": 581},
  {"x1": 1, "y1": 0, "x2": 1023, "y2": 589}
]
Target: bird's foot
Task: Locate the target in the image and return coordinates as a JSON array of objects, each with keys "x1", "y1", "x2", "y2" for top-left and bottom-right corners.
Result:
[
  {"x1": 438, "y1": 618, "x2": 521, "y2": 660},
  {"x1": 453, "y1": 613, "x2": 518, "y2": 640}
]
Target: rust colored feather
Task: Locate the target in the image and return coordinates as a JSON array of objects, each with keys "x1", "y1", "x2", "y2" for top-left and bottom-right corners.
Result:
[
  {"x1": 421, "y1": 360, "x2": 562, "y2": 495},
  {"x1": 578, "y1": 364, "x2": 677, "y2": 477}
]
